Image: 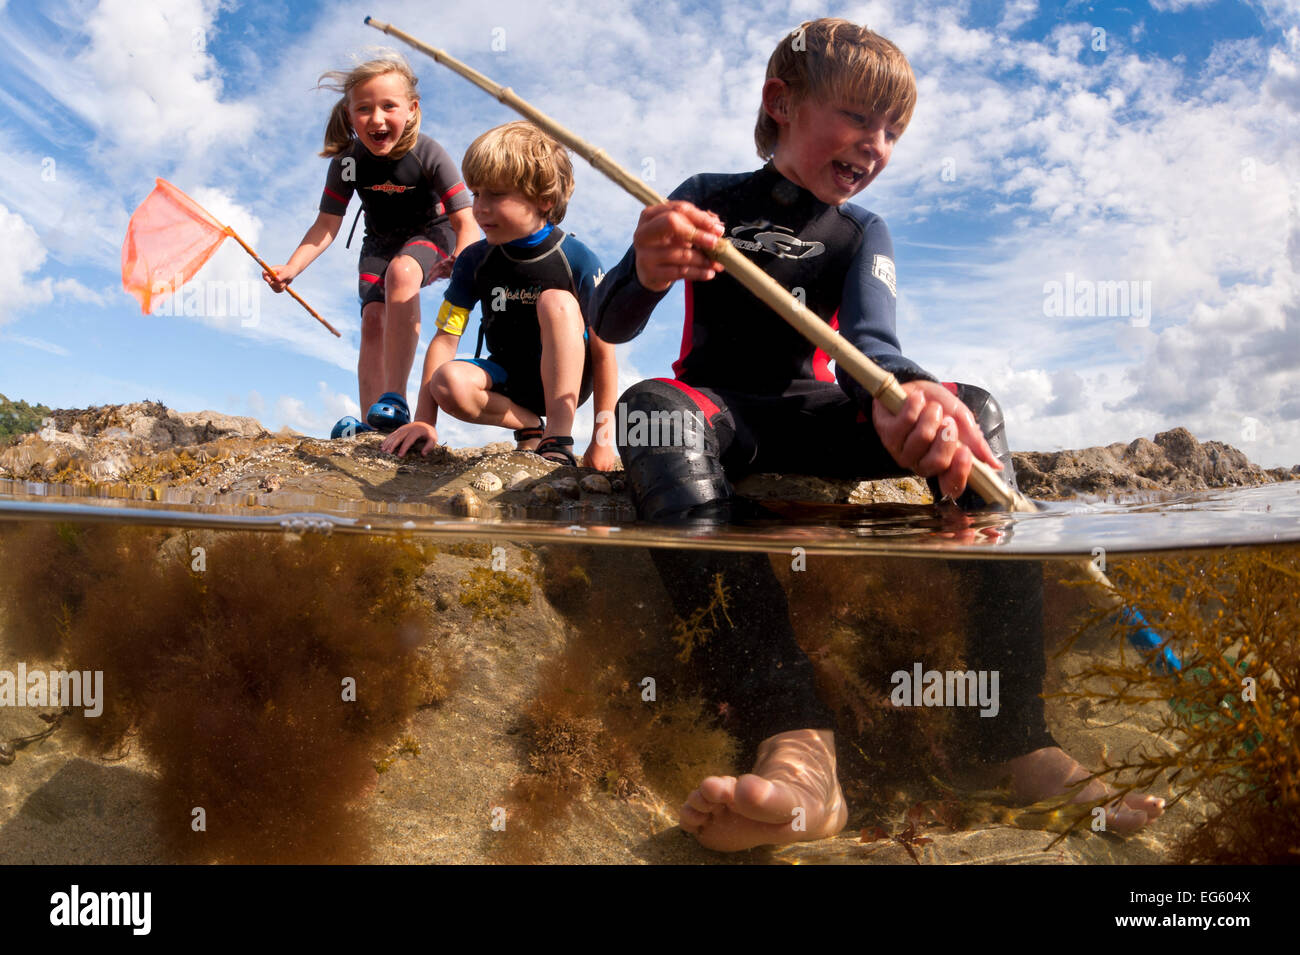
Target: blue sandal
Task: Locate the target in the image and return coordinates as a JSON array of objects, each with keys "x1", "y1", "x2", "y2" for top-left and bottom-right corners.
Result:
[
  {"x1": 366, "y1": 392, "x2": 410, "y2": 433},
  {"x1": 330, "y1": 416, "x2": 376, "y2": 439}
]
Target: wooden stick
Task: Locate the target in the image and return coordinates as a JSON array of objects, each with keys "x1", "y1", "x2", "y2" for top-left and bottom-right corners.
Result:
[
  {"x1": 365, "y1": 16, "x2": 1026, "y2": 509},
  {"x1": 224, "y1": 228, "x2": 341, "y2": 337}
]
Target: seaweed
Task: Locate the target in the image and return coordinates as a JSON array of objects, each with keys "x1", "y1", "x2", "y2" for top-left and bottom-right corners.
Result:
[
  {"x1": 458, "y1": 566, "x2": 533, "y2": 620},
  {"x1": 494, "y1": 545, "x2": 737, "y2": 863},
  {"x1": 0, "y1": 521, "x2": 450, "y2": 863},
  {"x1": 1052, "y1": 546, "x2": 1300, "y2": 862}
]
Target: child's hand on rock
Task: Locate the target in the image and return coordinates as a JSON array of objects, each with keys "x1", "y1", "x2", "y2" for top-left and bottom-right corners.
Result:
[{"x1": 382, "y1": 421, "x2": 439, "y2": 457}]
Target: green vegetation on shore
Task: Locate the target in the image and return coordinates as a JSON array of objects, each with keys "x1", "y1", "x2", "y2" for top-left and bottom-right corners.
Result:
[{"x1": 0, "y1": 394, "x2": 52, "y2": 443}]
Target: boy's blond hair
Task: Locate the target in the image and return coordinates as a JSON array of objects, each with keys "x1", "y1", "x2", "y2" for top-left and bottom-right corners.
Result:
[
  {"x1": 318, "y1": 53, "x2": 422, "y2": 159},
  {"x1": 461, "y1": 122, "x2": 574, "y2": 225},
  {"x1": 755, "y1": 19, "x2": 917, "y2": 160}
]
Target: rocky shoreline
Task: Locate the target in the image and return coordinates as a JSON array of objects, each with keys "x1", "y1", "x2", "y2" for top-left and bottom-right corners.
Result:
[{"x1": 0, "y1": 400, "x2": 1294, "y2": 513}]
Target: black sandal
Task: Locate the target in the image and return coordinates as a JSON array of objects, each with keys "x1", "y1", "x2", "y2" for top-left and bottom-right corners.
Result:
[
  {"x1": 535, "y1": 435, "x2": 577, "y2": 466},
  {"x1": 513, "y1": 418, "x2": 545, "y2": 444}
]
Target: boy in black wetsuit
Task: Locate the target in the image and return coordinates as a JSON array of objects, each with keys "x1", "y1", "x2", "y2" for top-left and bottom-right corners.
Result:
[
  {"x1": 591, "y1": 18, "x2": 1165, "y2": 850},
  {"x1": 383, "y1": 122, "x2": 618, "y2": 468}
]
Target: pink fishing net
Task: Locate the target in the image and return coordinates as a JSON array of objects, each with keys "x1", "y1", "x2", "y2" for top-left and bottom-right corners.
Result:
[{"x1": 121, "y1": 178, "x2": 230, "y2": 313}]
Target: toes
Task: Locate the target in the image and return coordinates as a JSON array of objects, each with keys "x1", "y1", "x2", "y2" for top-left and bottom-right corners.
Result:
[
  {"x1": 1106, "y1": 803, "x2": 1149, "y2": 834},
  {"x1": 697, "y1": 775, "x2": 738, "y2": 805},
  {"x1": 684, "y1": 787, "x2": 723, "y2": 817},
  {"x1": 679, "y1": 803, "x2": 711, "y2": 832},
  {"x1": 1126, "y1": 792, "x2": 1166, "y2": 820}
]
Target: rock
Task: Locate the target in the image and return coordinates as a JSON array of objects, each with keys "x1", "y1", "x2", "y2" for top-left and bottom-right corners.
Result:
[
  {"x1": 450, "y1": 488, "x2": 482, "y2": 517},
  {"x1": 3, "y1": 399, "x2": 1294, "y2": 509},
  {"x1": 1014, "y1": 426, "x2": 1277, "y2": 499},
  {"x1": 530, "y1": 483, "x2": 561, "y2": 505},
  {"x1": 551, "y1": 477, "x2": 580, "y2": 500},
  {"x1": 176, "y1": 410, "x2": 268, "y2": 441}
]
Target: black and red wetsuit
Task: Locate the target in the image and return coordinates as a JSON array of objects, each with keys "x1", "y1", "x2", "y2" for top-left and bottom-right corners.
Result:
[
  {"x1": 591, "y1": 164, "x2": 1052, "y2": 761},
  {"x1": 319, "y1": 134, "x2": 472, "y2": 312}
]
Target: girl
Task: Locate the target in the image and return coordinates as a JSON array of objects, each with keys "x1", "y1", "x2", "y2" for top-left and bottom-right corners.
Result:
[{"x1": 263, "y1": 54, "x2": 479, "y2": 438}]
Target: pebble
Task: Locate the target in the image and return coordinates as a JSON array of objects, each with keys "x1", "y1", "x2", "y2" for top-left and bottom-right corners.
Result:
[
  {"x1": 471, "y1": 472, "x2": 503, "y2": 492},
  {"x1": 450, "y1": 487, "x2": 482, "y2": 517},
  {"x1": 551, "y1": 477, "x2": 580, "y2": 500},
  {"x1": 579, "y1": 474, "x2": 612, "y2": 495},
  {"x1": 610, "y1": 476, "x2": 626, "y2": 493},
  {"x1": 0, "y1": 741, "x2": 15, "y2": 765},
  {"x1": 530, "y1": 483, "x2": 561, "y2": 505},
  {"x1": 258, "y1": 475, "x2": 281, "y2": 492}
]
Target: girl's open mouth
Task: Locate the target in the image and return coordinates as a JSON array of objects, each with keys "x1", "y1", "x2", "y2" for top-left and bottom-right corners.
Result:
[{"x1": 369, "y1": 129, "x2": 391, "y2": 145}]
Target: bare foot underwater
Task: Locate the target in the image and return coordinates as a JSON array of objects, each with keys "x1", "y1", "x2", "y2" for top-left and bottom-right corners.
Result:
[
  {"x1": 1006, "y1": 745, "x2": 1166, "y2": 834},
  {"x1": 678, "y1": 729, "x2": 847, "y2": 852},
  {"x1": 679, "y1": 733, "x2": 1164, "y2": 851}
]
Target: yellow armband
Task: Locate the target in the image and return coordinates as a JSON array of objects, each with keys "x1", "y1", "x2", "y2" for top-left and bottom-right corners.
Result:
[{"x1": 435, "y1": 299, "x2": 471, "y2": 336}]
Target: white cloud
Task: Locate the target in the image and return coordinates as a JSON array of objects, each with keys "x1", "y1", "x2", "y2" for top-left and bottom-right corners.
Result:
[
  {"x1": 998, "y1": 0, "x2": 1037, "y2": 33},
  {"x1": 0, "y1": 333, "x2": 69, "y2": 356}
]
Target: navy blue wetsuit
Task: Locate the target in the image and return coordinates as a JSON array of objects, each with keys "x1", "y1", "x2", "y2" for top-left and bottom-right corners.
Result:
[
  {"x1": 319, "y1": 134, "x2": 472, "y2": 312},
  {"x1": 592, "y1": 164, "x2": 1052, "y2": 761},
  {"x1": 435, "y1": 224, "x2": 603, "y2": 418}
]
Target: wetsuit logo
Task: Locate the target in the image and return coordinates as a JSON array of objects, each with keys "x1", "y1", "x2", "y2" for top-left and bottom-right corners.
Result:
[
  {"x1": 367, "y1": 181, "x2": 411, "y2": 195},
  {"x1": 728, "y1": 221, "x2": 825, "y2": 260}
]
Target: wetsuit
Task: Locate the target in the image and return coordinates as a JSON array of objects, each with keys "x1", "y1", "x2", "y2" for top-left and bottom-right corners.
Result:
[
  {"x1": 319, "y1": 134, "x2": 472, "y2": 312},
  {"x1": 592, "y1": 163, "x2": 1054, "y2": 761},
  {"x1": 434, "y1": 224, "x2": 603, "y2": 418}
]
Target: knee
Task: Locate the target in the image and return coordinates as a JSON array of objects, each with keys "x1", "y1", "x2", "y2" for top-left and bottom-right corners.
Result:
[
  {"x1": 536, "y1": 289, "x2": 583, "y2": 335},
  {"x1": 429, "y1": 365, "x2": 478, "y2": 416},
  {"x1": 618, "y1": 380, "x2": 730, "y2": 521},
  {"x1": 951, "y1": 382, "x2": 1017, "y2": 491},
  {"x1": 385, "y1": 256, "x2": 423, "y2": 293}
]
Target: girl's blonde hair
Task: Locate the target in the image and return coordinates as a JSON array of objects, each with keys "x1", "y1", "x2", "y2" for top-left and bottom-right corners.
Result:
[
  {"x1": 754, "y1": 19, "x2": 916, "y2": 160},
  {"x1": 461, "y1": 122, "x2": 574, "y2": 225},
  {"x1": 317, "y1": 53, "x2": 421, "y2": 159}
]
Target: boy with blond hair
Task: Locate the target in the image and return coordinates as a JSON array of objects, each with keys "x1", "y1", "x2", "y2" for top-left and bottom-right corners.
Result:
[
  {"x1": 384, "y1": 121, "x2": 617, "y2": 468},
  {"x1": 592, "y1": 19, "x2": 1165, "y2": 850}
]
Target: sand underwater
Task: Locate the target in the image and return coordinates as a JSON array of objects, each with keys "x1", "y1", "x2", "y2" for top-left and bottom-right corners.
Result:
[{"x1": 0, "y1": 402, "x2": 1297, "y2": 865}]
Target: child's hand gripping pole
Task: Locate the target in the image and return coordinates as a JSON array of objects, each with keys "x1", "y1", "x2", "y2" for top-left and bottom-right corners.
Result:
[
  {"x1": 365, "y1": 16, "x2": 1177, "y2": 669},
  {"x1": 226, "y1": 231, "x2": 341, "y2": 338}
]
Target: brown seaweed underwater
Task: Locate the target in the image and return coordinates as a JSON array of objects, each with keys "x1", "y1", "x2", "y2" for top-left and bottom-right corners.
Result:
[{"x1": 0, "y1": 517, "x2": 1296, "y2": 864}]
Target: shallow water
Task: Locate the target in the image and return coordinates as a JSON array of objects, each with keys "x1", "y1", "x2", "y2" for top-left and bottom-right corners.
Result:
[
  {"x1": 0, "y1": 482, "x2": 1296, "y2": 864},
  {"x1": 3, "y1": 476, "x2": 1299, "y2": 557}
]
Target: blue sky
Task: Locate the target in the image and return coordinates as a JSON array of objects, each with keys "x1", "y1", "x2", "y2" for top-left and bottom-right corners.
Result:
[{"x1": 1, "y1": 0, "x2": 1297, "y2": 465}]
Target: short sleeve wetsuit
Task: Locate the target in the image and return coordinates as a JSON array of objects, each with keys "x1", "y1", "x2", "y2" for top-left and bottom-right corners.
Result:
[
  {"x1": 590, "y1": 163, "x2": 1055, "y2": 762},
  {"x1": 319, "y1": 134, "x2": 472, "y2": 313},
  {"x1": 432, "y1": 224, "x2": 604, "y2": 418}
]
